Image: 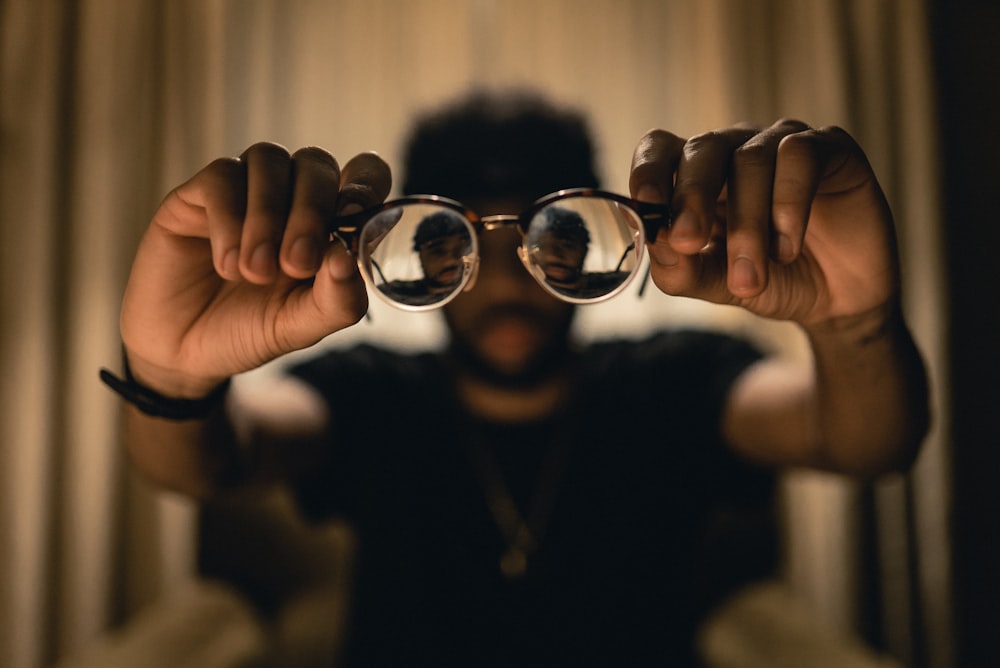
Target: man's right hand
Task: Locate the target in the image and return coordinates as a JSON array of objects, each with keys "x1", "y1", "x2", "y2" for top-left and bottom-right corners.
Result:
[{"x1": 120, "y1": 143, "x2": 392, "y2": 399}]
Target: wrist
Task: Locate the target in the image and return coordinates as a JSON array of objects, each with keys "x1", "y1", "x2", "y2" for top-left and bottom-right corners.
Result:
[
  {"x1": 100, "y1": 347, "x2": 231, "y2": 420},
  {"x1": 801, "y1": 298, "x2": 906, "y2": 348},
  {"x1": 122, "y1": 347, "x2": 230, "y2": 400}
]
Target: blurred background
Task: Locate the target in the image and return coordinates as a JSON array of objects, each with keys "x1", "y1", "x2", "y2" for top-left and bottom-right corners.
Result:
[{"x1": 0, "y1": 0, "x2": 995, "y2": 666}]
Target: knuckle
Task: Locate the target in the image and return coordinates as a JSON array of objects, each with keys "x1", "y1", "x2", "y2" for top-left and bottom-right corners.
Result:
[
  {"x1": 634, "y1": 128, "x2": 684, "y2": 160},
  {"x1": 203, "y1": 156, "x2": 243, "y2": 183},
  {"x1": 776, "y1": 131, "x2": 811, "y2": 152},
  {"x1": 777, "y1": 129, "x2": 825, "y2": 162},
  {"x1": 630, "y1": 130, "x2": 686, "y2": 190},
  {"x1": 818, "y1": 124, "x2": 849, "y2": 137},
  {"x1": 732, "y1": 140, "x2": 773, "y2": 168},
  {"x1": 814, "y1": 124, "x2": 856, "y2": 148},
  {"x1": 645, "y1": 128, "x2": 684, "y2": 146},
  {"x1": 772, "y1": 117, "x2": 811, "y2": 132},
  {"x1": 242, "y1": 141, "x2": 292, "y2": 169},
  {"x1": 240, "y1": 142, "x2": 291, "y2": 178},
  {"x1": 292, "y1": 145, "x2": 340, "y2": 173},
  {"x1": 195, "y1": 158, "x2": 245, "y2": 210},
  {"x1": 683, "y1": 130, "x2": 729, "y2": 156}
]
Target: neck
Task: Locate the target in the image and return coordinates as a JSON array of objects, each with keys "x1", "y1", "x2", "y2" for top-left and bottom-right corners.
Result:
[{"x1": 453, "y1": 371, "x2": 572, "y2": 423}]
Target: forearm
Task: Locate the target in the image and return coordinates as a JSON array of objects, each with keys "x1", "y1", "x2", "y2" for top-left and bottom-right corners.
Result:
[
  {"x1": 802, "y1": 299, "x2": 930, "y2": 475},
  {"x1": 122, "y1": 396, "x2": 246, "y2": 498},
  {"x1": 119, "y1": 370, "x2": 332, "y2": 498},
  {"x1": 110, "y1": 348, "x2": 246, "y2": 497},
  {"x1": 724, "y1": 299, "x2": 930, "y2": 477}
]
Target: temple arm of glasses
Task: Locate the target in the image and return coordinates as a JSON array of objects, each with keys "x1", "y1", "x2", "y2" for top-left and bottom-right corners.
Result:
[
  {"x1": 327, "y1": 205, "x2": 407, "y2": 255},
  {"x1": 325, "y1": 206, "x2": 375, "y2": 249},
  {"x1": 370, "y1": 258, "x2": 388, "y2": 284},
  {"x1": 633, "y1": 201, "x2": 672, "y2": 241},
  {"x1": 614, "y1": 243, "x2": 634, "y2": 272}
]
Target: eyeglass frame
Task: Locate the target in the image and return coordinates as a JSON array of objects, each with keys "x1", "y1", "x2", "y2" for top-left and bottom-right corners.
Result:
[{"x1": 327, "y1": 187, "x2": 672, "y2": 311}]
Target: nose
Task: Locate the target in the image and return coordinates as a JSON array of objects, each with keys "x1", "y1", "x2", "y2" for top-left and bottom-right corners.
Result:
[{"x1": 466, "y1": 227, "x2": 538, "y2": 299}]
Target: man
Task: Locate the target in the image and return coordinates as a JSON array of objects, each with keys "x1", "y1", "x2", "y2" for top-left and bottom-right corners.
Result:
[
  {"x1": 524, "y1": 205, "x2": 634, "y2": 298},
  {"x1": 106, "y1": 91, "x2": 929, "y2": 665},
  {"x1": 376, "y1": 210, "x2": 472, "y2": 306},
  {"x1": 526, "y1": 206, "x2": 590, "y2": 288}
]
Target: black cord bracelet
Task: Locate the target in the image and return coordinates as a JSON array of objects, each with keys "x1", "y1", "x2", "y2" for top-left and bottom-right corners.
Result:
[{"x1": 99, "y1": 351, "x2": 231, "y2": 421}]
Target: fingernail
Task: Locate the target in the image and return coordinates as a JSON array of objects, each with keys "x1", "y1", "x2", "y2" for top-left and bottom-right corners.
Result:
[
  {"x1": 732, "y1": 256, "x2": 759, "y2": 292},
  {"x1": 336, "y1": 202, "x2": 364, "y2": 216},
  {"x1": 671, "y1": 210, "x2": 699, "y2": 241},
  {"x1": 249, "y1": 242, "x2": 276, "y2": 277},
  {"x1": 775, "y1": 234, "x2": 794, "y2": 262},
  {"x1": 222, "y1": 248, "x2": 240, "y2": 278},
  {"x1": 289, "y1": 236, "x2": 321, "y2": 272},
  {"x1": 637, "y1": 184, "x2": 664, "y2": 203}
]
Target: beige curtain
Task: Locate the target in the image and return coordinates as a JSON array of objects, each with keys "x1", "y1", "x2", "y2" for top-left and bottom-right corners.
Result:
[{"x1": 0, "y1": 1, "x2": 949, "y2": 666}]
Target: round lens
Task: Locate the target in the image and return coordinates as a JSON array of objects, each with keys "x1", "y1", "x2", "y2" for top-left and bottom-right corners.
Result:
[
  {"x1": 359, "y1": 203, "x2": 476, "y2": 309},
  {"x1": 523, "y1": 196, "x2": 644, "y2": 302}
]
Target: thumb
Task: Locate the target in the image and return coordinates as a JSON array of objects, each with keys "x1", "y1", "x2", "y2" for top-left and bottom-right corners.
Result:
[{"x1": 275, "y1": 241, "x2": 369, "y2": 351}]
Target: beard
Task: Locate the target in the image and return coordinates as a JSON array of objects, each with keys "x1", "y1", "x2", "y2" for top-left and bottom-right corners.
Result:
[{"x1": 443, "y1": 301, "x2": 577, "y2": 390}]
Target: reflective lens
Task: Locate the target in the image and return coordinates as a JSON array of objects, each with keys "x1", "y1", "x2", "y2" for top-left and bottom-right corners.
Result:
[
  {"x1": 346, "y1": 191, "x2": 655, "y2": 310},
  {"x1": 359, "y1": 203, "x2": 476, "y2": 310},
  {"x1": 522, "y1": 195, "x2": 644, "y2": 302}
]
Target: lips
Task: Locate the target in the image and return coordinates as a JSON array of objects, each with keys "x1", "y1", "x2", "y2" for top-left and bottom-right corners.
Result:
[
  {"x1": 473, "y1": 303, "x2": 551, "y2": 332},
  {"x1": 471, "y1": 304, "x2": 552, "y2": 356},
  {"x1": 545, "y1": 263, "x2": 577, "y2": 278},
  {"x1": 444, "y1": 294, "x2": 576, "y2": 385},
  {"x1": 430, "y1": 264, "x2": 462, "y2": 286}
]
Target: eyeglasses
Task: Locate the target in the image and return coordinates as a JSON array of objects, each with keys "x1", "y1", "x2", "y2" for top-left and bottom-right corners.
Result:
[{"x1": 328, "y1": 188, "x2": 671, "y2": 311}]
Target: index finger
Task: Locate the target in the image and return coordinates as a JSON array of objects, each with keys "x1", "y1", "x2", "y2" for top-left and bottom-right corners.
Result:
[
  {"x1": 629, "y1": 129, "x2": 686, "y2": 207},
  {"x1": 280, "y1": 146, "x2": 343, "y2": 278},
  {"x1": 337, "y1": 151, "x2": 393, "y2": 214},
  {"x1": 671, "y1": 127, "x2": 758, "y2": 254}
]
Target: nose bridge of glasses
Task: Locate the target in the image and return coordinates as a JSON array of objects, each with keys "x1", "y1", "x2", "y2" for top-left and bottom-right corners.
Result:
[{"x1": 479, "y1": 214, "x2": 524, "y2": 233}]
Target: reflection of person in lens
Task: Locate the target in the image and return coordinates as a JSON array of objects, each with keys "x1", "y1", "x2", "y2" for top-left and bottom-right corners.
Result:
[
  {"x1": 528, "y1": 206, "x2": 630, "y2": 298},
  {"x1": 528, "y1": 206, "x2": 588, "y2": 287},
  {"x1": 380, "y1": 211, "x2": 470, "y2": 306}
]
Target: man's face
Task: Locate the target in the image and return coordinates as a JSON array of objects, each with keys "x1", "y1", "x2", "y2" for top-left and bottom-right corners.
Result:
[
  {"x1": 417, "y1": 233, "x2": 468, "y2": 295},
  {"x1": 532, "y1": 231, "x2": 587, "y2": 288},
  {"x1": 442, "y1": 197, "x2": 576, "y2": 386}
]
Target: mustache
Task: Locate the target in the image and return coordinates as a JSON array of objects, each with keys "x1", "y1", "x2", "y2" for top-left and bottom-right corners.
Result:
[
  {"x1": 544, "y1": 261, "x2": 578, "y2": 272},
  {"x1": 469, "y1": 302, "x2": 556, "y2": 333},
  {"x1": 428, "y1": 263, "x2": 462, "y2": 284},
  {"x1": 445, "y1": 301, "x2": 576, "y2": 389}
]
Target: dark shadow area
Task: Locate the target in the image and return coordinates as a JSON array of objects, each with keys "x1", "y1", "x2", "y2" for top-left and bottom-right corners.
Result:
[{"x1": 929, "y1": 3, "x2": 1000, "y2": 666}]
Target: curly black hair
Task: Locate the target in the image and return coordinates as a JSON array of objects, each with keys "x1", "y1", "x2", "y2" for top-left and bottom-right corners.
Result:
[{"x1": 401, "y1": 89, "x2": 601, "y2": 201}]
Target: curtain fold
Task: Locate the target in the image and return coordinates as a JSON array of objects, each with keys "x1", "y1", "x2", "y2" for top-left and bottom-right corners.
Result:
[
  {"x1": 0, "y1": 1, "x2": 950, "y2": 666},
  {"x1": 1, "y1": 2, "x2": 192, "y2": 665},
  {"x1": 2, "y1": 3, "x2": 85, "y2": 666}
]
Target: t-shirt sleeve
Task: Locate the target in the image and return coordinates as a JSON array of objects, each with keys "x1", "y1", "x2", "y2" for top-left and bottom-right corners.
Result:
[
  {"x1": 584, "y1": 330, "x2": 763, "y2": 438},
  {"x1": 582, "y1": 329, "x2": 772, "y2": 502},
  {"x1": 283, "y1": 345, "x2": 444, "y2": 523},
  {"x1": 604, "y1": 330, "x2": 779, "y2": 599}
]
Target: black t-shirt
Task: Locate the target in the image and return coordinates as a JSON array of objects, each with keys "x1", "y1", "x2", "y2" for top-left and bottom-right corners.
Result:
[{"x1": 289, "y1": 330, "x2": 777, "y2": 667}]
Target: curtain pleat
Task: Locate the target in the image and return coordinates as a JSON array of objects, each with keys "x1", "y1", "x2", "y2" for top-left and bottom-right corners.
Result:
[
  {"x1": 0, "y1": 1, "x2": 950, "y2": 666},
  {"x1": 2, "y1": 3, "x2": 76, "y2": 666}
]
